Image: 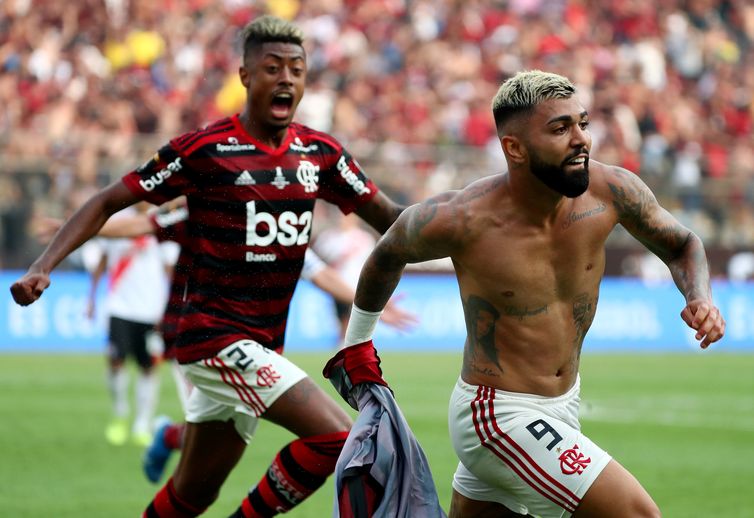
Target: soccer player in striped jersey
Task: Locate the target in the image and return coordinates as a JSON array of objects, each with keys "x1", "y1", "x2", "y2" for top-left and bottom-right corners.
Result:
[
  {"x1": 11, "y1": 15, "x2": 407, "y2": 517},
  {"x1": 94, "y1": 201, "x2": 416, "y2": 483}
]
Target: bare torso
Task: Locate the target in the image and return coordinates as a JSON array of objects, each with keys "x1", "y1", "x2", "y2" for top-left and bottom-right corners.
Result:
[{"x1": 448, "y1": 163, "x2": 617, "y2": 396}]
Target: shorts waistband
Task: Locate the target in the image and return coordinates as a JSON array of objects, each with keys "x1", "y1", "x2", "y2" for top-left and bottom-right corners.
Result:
[{"x1": 455, "y1": 375, "x2": 581, "y2": 405}]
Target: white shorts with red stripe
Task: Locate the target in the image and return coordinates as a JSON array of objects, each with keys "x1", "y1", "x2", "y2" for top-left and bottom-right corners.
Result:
[
  {"x1": 449, "y1": 376, "x2": 611, "y2": 517},
  {"x1": 181, "y1": 339, "x2": 307, "y2": 443}
]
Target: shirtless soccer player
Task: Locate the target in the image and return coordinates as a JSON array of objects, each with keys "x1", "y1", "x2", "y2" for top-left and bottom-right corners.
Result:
[{"x1": 339, "y1": 70, "x2": 725, "y2": 518}]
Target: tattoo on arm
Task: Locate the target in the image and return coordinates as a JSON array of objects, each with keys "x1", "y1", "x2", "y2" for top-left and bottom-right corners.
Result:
[
  {"x1": 463, "y1": 295, "x2": 503, "y2": 372},
  {"x1": 607, "y1": 169, "x2": 688, "y2": 261},
  {"x1": 408, "y1": 198, "x2": 438, "y2": 242}
]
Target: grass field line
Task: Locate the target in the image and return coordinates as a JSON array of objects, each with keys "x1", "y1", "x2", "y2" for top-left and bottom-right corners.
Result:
[{"x1": 580, "y1": 400, "x2": 754, "y2": 431}]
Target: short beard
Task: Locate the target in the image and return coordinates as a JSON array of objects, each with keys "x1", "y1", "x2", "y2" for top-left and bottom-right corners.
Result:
[{"x1": 529, "y1": 153, "x2": 589, "y2": 198}]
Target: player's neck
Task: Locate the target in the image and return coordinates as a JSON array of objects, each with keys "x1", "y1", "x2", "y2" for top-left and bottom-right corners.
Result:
[
  {"x1": 238, "y1": 112, "x2": 289, "y2": 148},
  {"x1": 508, "y1": 170, "x2": 568, "y2": 225}
]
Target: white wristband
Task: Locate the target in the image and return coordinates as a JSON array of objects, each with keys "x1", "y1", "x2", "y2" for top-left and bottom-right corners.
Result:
[{"x1": 343, "y1": 304, "x2": 383, "y2": 347}]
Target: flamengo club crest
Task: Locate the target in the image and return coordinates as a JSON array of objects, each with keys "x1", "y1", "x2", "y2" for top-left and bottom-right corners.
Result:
[
  {"x1": 559, "y1": 444, "x2": 591, "y2": 475},
  {"x1": 296, "y1": 160, "x2": 320, "y2": 193},
  {"x1": 257, "y1": 365, "x2": 281, "y2": 387}
]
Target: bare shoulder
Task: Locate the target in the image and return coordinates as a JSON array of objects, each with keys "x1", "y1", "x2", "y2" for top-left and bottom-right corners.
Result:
[
  {"x1": 588, "y1": 161, "x2": 656, "y2": 213},
  {"x1": 407, "y1": 175, "x2": 504, "y2": 240}
]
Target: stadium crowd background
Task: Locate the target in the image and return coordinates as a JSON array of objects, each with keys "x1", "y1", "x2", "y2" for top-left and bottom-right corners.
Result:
[{"x1": 1, "y1": 0, "x2": 753, "y2": 275}]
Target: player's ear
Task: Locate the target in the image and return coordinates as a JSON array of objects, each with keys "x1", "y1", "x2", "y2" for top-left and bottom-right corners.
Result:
[
  {"x1": 239, "y1": 66, "x2": 250, "y2": 88},
  {"x1": 501, "y1": 135, "x2": 526, "y2": 164}
]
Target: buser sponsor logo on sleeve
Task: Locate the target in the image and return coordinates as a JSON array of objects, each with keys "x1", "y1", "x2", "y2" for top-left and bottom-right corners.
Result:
[
  {"x1": 336, "y1": 155, "x2": 371, "y2": 195},
  {"x1": 139, "y1": 157, "x2": 182, "y2": 191}
]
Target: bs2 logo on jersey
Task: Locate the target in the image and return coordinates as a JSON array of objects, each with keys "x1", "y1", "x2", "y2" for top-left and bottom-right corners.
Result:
[{"x1": 246, "y1": 201, "x2": 313, "y2": 250}]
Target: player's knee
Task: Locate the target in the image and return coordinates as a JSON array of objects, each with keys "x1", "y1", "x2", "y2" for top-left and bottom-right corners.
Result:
[
  {"x1": 313, "y1": 397, "x2": 352, "y2": 433},
  {"x1": 317, "y1": 411, "x2": 352, "y2": 434},
  {"x1": 172, "y1": 476, "x2": 221, "y2": 508},
  {"x1": 631, "y1": 497, "x2": 661, "y2": 518}
]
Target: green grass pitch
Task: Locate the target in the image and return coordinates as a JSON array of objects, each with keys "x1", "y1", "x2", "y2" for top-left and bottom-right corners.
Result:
[{"x1": 0, "y1": 351, "x2": 752, "y2": 517}]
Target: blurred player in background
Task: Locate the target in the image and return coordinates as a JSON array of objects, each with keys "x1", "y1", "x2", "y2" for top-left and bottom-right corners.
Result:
[
  {"x1": 11, "y1": 15, "x2": 407, "y2": 517},
  {"x1": 312, "y1": 209, "x2": 378, "y2": 346},
  {"x1": 338, "y1": 70, "x2": 725, "y2": 517},
  {"x1": 83, "y1": 203, "x2": 178, "y2": 446}
]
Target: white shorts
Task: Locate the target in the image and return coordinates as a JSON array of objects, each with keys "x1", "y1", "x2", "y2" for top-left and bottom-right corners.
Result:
[
  {"x1": 449, "y1": 376, "x2": 611, "y2": 517},
  {"x1": 181, "y1": 339, "x2": 307, "y2": 443}
]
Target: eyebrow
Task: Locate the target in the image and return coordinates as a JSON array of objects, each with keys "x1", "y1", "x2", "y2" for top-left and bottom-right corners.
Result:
[
  {"x1": 262, "y1": 49, "x2": 305, "y2": 60},
  {"x1": 546, "y1": 110, "x2": 589, "y2": 125}
]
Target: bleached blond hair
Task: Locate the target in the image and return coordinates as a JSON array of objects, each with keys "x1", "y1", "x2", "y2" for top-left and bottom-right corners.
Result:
[
  {"x1": 492, "y1": 70, "x2": 576, "y2": 132},
  {"x1": 240, "y1": 15, "x2": 304, "y2": 61}
]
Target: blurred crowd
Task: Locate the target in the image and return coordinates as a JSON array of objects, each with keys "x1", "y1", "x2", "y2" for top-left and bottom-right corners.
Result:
[{"x1": 1, "y1": 0, "x2": 754, "y2": 270}]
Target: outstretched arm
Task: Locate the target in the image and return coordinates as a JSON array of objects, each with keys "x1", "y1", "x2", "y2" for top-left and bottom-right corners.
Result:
[
  {"x1": 607, "y1": 166, "x2": 725, "y2": 348},
  {"x1": 10, "y1": 181, "x2": 140, "y2": 306},
  {"x1": 340, "y1": 193, "x2": 458, "y2": 349}
]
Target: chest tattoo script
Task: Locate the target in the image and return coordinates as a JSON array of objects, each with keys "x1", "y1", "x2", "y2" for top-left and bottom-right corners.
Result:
[
  {"x1": 503, "y1": 304, "x2": 549, "y2": 321},
  {"x1": 463, "y1": 295, "x2": 503, "y2": 372},
  {"x1": 562, "y1": 203, "x2": 607, "y2": 229}
]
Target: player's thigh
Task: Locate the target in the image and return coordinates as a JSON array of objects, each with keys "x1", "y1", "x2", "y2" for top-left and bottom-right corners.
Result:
[
  {"x1": 450, "y1": 489, "x2": 527, "y2": 518},
  {"x1": 107, "y1": 316, "x2": 129, "y2": 364},
  {"x1": 574, "y1": 459, "x2": 660, "y2": 518},
  {"x1": 172, "y1": 420, "x2": 247, "y2": 503},
  {"x1": 131, "y1": 323, "x2": 157, "y2": 370},
  {"x1": 263, "y1": 376, "x2": 352, "y2": 437}
]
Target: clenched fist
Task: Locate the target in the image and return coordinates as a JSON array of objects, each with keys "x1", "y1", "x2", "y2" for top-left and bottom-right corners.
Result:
[
  {"x1": 680, "y1": 299, "x2": 725, "y2": 349},
  {"x1": 10, "y1": 272, "x2": 50, "y2": 306}
]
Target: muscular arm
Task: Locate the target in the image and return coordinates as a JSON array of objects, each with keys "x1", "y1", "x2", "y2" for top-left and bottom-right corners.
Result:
[
  {"x1": 607, "y1": 166, "x2": 724, "y2": 346},
  {"x1": 607, "y1": 167, "x2": 709, "y2": 301},
  {"x1": 10, "y1": 182, "x2": 140, "y2": 305},
  {"x1": 354, "y1": 193, "x2": 459, "y2": 312}
]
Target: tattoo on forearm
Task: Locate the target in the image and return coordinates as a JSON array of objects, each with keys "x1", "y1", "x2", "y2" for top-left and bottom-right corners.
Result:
[
  {"x1": 463, "y1": 295, "x2": 503, "y2": 371},
  {"x1": 562, "y1": 203, "x2": 607, "y2": 229},
  {"x1": 503, "y1": 304, "x2": 548, "y2": 321}
]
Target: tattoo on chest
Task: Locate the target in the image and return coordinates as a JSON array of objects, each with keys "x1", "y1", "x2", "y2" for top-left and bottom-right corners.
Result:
[
  {"x1": 463, "y1": 295, "x2": 503, "y2": 372},
  {"x1": 562, "y1": 203, "x2": 607, "y2": 229}
]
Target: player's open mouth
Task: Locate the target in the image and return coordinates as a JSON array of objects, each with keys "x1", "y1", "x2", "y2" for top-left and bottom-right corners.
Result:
[
  {"x1": 270, "y1": 93, "x2": 294, "y2": 119},
  {"x1": 564, "y1": 155, "x2": 588, "y2": 168}
]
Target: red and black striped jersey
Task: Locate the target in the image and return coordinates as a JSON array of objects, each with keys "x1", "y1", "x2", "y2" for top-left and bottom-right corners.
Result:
[{"x1": 123, "y1": 115, "x2": 378, "y2": 363}]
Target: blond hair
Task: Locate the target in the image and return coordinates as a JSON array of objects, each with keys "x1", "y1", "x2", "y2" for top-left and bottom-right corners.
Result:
[
  {"x1": 239, "y1": 15, "x2": 304, "y2": 60},
  {"x1": 492, "y1": 70, "x2": 576, "y2": 131}
]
